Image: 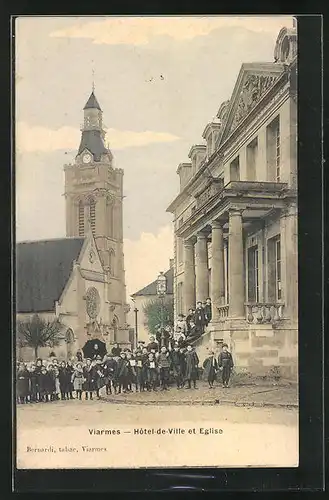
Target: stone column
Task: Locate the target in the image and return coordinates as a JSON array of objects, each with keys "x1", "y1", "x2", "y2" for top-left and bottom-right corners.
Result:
[
  {"x1": 228, "y1": 209, "x2": 245, "y2": 318},
  {"x1": 183, "y1": 239, "x2": 196, "y2": 311},
  {"x1": 210, "y1": 221, "x2": 225, "y2": 321},
  {"x1": 195, "y1": 232, "x2": 209, "y2": 302}
]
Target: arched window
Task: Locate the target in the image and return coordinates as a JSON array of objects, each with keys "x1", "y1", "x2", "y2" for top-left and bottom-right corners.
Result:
[
  {"x1": 89, "y1": 198, "x2": 96, "y2": 235},
  {"x1": 78, "y1": 201, "x2": 84, "y2": 236}
]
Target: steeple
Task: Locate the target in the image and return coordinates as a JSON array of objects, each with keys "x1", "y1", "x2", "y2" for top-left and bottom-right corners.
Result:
[{"x1": 83, "y1": 91, "x2": 102, "y2": 111}]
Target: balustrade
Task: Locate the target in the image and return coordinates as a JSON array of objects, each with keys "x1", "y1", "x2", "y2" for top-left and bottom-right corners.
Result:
[
  {"x1": 245, "y1": 302, "x2": 284, "y2": 324},
  {"x1": 217, "y1": 304, "x2": 229, "y2": 320}
]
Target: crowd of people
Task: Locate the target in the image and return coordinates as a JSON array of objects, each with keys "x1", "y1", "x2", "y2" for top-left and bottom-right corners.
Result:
[{"x1": 16, "y1": 336, "x2": 234, "y2": 404}]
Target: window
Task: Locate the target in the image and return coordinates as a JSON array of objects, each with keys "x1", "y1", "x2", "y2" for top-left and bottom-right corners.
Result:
[
  {"x1": 177, "y1": 282, "x2": 183, "y2": 315},
  {"x1": 246, "y1": 137, "x2": 258, "y2": 181},
  {"x1": 266, "y1": 116, "x2": 280, "y2": 182},
  {"x1": 275, "y1": 124, "x2": 281, "y2": 182},
  {"x1": 267, "y1": 236, "x2": 282, "y2": 302},
  {"x1": 78, "y1": 201, "x2": 84, "y2": 236},
  {"x1": 276, "y1": 238, "x2": 282, "y2": 300},
  {"x1": 230, "y1": 156, "x2": 240, "y2": 181},
  {"x1": 89, "y1": 199, "x2": 96, "y2": 235},
  {"x1": 177, "y1": 237, "x2": 183, "y2": 264},
  {"x1": 247, "y1": 245, "x2": 259, "y2": 302}
]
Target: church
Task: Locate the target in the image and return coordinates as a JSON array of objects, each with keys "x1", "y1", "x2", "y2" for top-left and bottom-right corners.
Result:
[
  {"x1": 167, "y1": 26, "x2": 298, "y2": 380},
  {"x1": 16, "y1": 91, "x2": 131, "y2": 361}
]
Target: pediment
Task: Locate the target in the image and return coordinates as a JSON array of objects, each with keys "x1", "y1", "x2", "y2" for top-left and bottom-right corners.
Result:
[{"x1": 219, "y1": 62, "x2": 285, "y2": 145}]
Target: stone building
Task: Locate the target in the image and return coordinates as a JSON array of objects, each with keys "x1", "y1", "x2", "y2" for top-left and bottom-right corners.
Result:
[
  {"x1": 130, "y1": 261, "x2": 174, "y2": 344},
  {"x1": 166, "y1": 26, "x2": 298, "y2": 379},
  {"x1": 17, "y1": 91, "x2": 130, "y2": 360}
]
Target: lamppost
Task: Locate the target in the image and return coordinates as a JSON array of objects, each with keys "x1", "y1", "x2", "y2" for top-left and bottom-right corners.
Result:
[
  {"x1": 131, "y1": 298, "x2": 138, "y2": 350},
  {"x1": 156, "y1": 271, "x2": 167, "y2": 348},
  {"x1": 134, "y1": 306, "x2": 138, "y2": 349}
]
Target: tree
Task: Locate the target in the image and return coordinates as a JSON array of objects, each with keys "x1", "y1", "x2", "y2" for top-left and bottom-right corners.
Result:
[
  {"x1": 16, "y1": 314, "x2": 64, "y2": 359},
  {"x1": 143, "y1": 296, "x2": 174, "y2": 337}
]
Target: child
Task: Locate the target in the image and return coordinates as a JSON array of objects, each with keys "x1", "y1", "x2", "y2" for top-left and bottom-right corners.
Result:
[
  {"x1": 115, "y1": 352, "x2": 130, "y2": 394},
  {"x1": 58, "y1": 361, "x2": 69, "y2": 400},
  {"x1": 39, "y1": 366, "x2": 49, "y2": 402},
  {"x1": 103, "y1": 355, "x2": 117, "y2": 395},
  {"x1": 157, "y1": 346, "x2": 171, "y2": 391},
  {"x1": 134, "y1": 348, "x2": 145, "y2": 392},
  {"x1": 47, "y1": 364, "x2": 56, "y2": 401},
  {"x1": 111, "y1": 342, "x2": 121, "y2": 357},
  {"x1": 204, "y1": 298, "x2": 212, "y2": 326},
  {"x1": 71, "y1": 362, "x2": 85, "y2": 400},
  {"x1": 83, "y1": 358, "x2": 94, "y2": 400},
  {"x1": 195, "y1": 301, "x2": 206, "y2": 335},
  {"x1": 184, "y1": 345, "x2": 199, "y2": 389},
  {"x1": 54, "y1": 366, "x2": 61, "y2": 400},
  {"x1": 203, "y1": 351, "x2": 218, "y2": 388},
  {"x1": 218, "y1": 344, "x2": 234, "y2": 388},
  {"x1": 186, "y1": 308, "x2": 196, "y2": 335},
  {"x1": 170, "y1": 343, "x2": 184, "y2": 389},
  {"x1": 126, "y1": 351, "x2": 137, "y2": 392},
  {"x1": 34, "y1": 358, "x2": 43, "y2": 402},
  {"x1": 93, "y1": 356, "x2": 105, "y2": 399},
  {"x1": 146, "y1": 353, "x2": 158, "y2": 391},
  {"x1": 66, "y1": 360, "x2": 75, "y2": 399},
  {"x1": 17, "y1": 362, "x2": 29, "y2": 404},
  {"x1": 28, "y1": 363, "x2": 38, "y2": 403}
]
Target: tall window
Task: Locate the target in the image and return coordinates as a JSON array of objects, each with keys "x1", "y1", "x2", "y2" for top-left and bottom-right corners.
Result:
[
  {"x1": 78, "y1": 201, "x2": 84, "y2": 236},
  {"x1": 266, "y1": 116, "x2": 280, "y2": 182},
  {"x1": 275, "y1": 238, "x2": 282, "y2": 300},
  {"x1": 247, "y1": 245, "x2": 259, "y2": 302},
  {"x1": 177, "y1": 237, "x2": 183, "y2": 264},
  {"x1": 275, "y1": 123, "x2": 281, "y2": 182},
  {"x1": 230, "y1": 156, "x2": 240, "y2": 181},
  {"x1": 89, "y1": 199, "x2": 96, "y2": 235},
  {"x1": 267, "y1": 236, "x2": 282, "y2": 302},
  {"x1": 177, "y1": 282, "x2": 183, "y2": 314}
]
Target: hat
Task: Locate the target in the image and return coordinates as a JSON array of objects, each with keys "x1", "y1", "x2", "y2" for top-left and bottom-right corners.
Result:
[{"x1": 222, "y1": 343, "x2": 228, "y2": 348}]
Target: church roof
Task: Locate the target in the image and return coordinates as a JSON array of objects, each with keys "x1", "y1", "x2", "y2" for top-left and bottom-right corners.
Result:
[
  {"x1": 16, "y1": 237, "x2": 85, "y2": 313},
  {"x1": 131, "y1": 267, "x2": 174, "y2": 297},
  {"x1": 77, "y1": 129, "x2": 108, "y2": 161},
  {"x1": 83, "y1": 91, "x2": 102, "y2": 111}
]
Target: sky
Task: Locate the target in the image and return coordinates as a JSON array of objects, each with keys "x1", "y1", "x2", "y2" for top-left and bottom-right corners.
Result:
[{"x1": 15, "y1": 15, "x2": 293, "y2": 299}]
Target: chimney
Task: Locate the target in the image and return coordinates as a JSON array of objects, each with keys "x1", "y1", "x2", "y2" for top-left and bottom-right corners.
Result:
[{"x1": 169, "y1": 258, "x2": 174, "y2": 269}]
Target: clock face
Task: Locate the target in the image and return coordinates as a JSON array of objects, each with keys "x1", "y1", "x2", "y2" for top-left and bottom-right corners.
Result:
[{"x1": 82, "y1": 153, "x2": 92, "y2": 164}]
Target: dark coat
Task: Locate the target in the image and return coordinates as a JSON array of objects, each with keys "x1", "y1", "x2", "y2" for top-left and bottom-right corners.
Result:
[
  {"x1": 58, "y1": 367, "x2": 70, "y2": 392},
  {"x1": 47, "y1": 369, "x2": 56, "y2": 392},
  {"x1": 103, "y1": 358, "x2": 117, "y2": 382},
  {"x1": 203, "y1": 356, "x2": 218, "y2": 380},
  {"x1": 218, "y1": 351, "x2": 234, "y2": 369},
  {"x1": 204, "y1": 304, "x2": 212, "y2": 324},
  {"x1": 194, "y1": 307, "x2": 206, "y2": 329},
  {"x1": 115, "y1": 358, "x2": 130, "y2": 381},
  {"x1": 170, "y1": 350, "x2": 184, "y2": 376},
  {"x1": 17, "y1": 369, "x2": 30, "y2": 398},
  {"x1": 83, "y1": 365, "x2": 94, "y2": 391},
  {"x1": 29, "y1": 371, "x2": 38, "y2": 395},
  {"x1": 186, "y1": 312, "x2": 195, "y2": 333},
  {"x1": 38, "y1": 372, "x2": 50, "y2": 394},
  {"x1": 145, "y1": 358, "x2": 158, "y2": 383},
  {"x1": 92, "y1": 363, "x2": 106, "y2": 389},
  {"x1": 184, "y1": 350, "x2": 199, "y2": 380}
]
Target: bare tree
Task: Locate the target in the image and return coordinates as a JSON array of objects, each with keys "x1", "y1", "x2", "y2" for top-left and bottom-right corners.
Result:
[{"x1": 17, "y1": 314, "x2": 64, "y2": 359}]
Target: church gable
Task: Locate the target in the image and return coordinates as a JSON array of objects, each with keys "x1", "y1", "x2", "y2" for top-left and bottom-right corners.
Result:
[
  {"x1": 78, "y1": 232, "x2": 104, "y2": 274},
  {"x1": 219, "y1": 62, "x2": 285, "y2": 145}
]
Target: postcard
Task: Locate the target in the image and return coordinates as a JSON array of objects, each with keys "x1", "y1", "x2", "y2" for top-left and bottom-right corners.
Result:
[{"x1": 15, "y1": 15, "x2": 299, "y2": 470}]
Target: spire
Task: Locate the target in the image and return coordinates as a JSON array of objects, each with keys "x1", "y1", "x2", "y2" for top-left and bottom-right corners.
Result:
[{"x1": 83, "y1": 91, "x2": 102, "y2": 111}]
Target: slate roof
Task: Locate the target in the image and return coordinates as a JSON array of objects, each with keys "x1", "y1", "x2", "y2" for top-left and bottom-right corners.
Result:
[
  {"x1": 131, "y1": 267, "x2": 174, "y2": 297},
  {"x1": 77, "y1": 129, "x2": 108, "y2": 161},
  {"x1": 16, "y1": 238, "x2": 85, "y2": 313},
  {"x1": 83, "y1": 91, "x2": 102, "y2": 111}
]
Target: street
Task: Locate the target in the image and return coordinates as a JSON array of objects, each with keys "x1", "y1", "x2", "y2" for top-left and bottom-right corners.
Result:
[{"x1": 16, "y1": 397, "x2": 298, "y2": 469}]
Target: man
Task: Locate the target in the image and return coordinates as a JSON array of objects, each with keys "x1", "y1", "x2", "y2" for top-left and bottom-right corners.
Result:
[
  {"x1": 195, "y1": 301, "x2": 206, "y2": 335},
  {"x1": 111, "y1": 342, "x2": 121, "y2": 357},
  {"x1": 186, "y1": 308, "x2": 195, "y2": 335},
  {"x1": 218, "y1": 343, "x2": 234, "y2": 388},
  {"x1": 184, "y1": 345, "x2": 199, "y2": 389},
  {"x1": 204, "y1": 298, "x2": 212, "y2": 326},
  {"x1": 186, "y1": 319, "x2": 198, "y2": 343},
  {"x1": 147, "y1": 335, "x2": 159, "y2": 352}
]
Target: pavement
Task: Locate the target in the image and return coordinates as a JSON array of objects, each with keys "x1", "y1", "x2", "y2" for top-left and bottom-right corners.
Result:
[{"x1": 101, "y1": 382, "x2": 298, "y2": 408}]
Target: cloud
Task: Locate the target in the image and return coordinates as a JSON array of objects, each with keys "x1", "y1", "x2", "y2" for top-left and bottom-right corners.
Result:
[
  {"x1": 49, "y1": 16, "x2": 294, "y2": 46},
  {"x1": 124, "y1": 224, "x2": 174, "y2": 299},
  {"x1": 16, "y1": 121, "x2": 179, "y2": 153}
]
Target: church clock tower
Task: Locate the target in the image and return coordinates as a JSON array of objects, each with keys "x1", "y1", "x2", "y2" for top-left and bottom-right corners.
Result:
[{"x1": 64, "y1": 90, "x2": 129, "y2": 330}]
